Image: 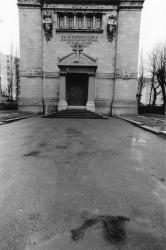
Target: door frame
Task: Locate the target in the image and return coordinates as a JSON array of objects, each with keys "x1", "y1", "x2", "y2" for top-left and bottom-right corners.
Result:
[
  {"x1": 58, "y1": 67, "x2": 96, "y2": 112},
  {"x1": 66, "y1": 73, "x2": 88, "y2": 107}
]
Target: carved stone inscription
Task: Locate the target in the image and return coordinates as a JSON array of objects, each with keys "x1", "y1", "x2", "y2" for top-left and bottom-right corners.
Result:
[{"x1": 61, "y1": 35, "x2": 98, "y2": 48}]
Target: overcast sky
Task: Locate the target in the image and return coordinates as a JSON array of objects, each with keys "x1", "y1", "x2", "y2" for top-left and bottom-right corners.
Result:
[
  {"x1": 0, "y1": 0, "x2": 19, "y2": 55},
  {"x1": 0, "y1": 0, "x2": 166, "y2": 56}
]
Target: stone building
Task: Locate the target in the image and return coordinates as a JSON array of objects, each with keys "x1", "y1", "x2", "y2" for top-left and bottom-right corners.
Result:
[
  {"x1": 18, "y1": 0, "x2": 144, "y2": 115},
  {"x1": 0, "y1": 53, "x2": 19, "y2": 100},
  {"x1": 0, "y1": 53, "x2": 8, "y2": 96}
]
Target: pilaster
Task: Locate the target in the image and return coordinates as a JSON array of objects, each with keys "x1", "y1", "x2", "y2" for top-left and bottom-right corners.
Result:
[
  {"x1": 86, "y1": 76, "x2": 95, "y2": 112},
  {"x1": 58, "y1": 76, "x2": 67, "y2": 111},
  {"x1": 112, "y1": 0, "x2": 144, "y2": 115}
]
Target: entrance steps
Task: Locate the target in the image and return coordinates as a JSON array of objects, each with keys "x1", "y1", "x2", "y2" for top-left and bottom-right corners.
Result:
[{"x1": 43, "y1": 109, "x2": 107, "y2": 119}]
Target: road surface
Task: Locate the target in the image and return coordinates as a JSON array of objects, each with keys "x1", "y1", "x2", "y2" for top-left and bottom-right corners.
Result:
[{"x1": 0, "y1": 117, "x2": 166, "y2": 250}]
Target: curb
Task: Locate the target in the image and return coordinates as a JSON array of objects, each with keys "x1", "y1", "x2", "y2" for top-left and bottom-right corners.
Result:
[
  {"x1": 140, "y1": 125, "x2": 159, "y2": 135},
  {"x1": 0, "y1": 114, "x2": 38, "y2": 125},
  {"x1": 117, "y1": 116, "x2": 161, "y2": 136},
  {"x1": 159, "y1": 131, "x2": 166, "y2": 138}
]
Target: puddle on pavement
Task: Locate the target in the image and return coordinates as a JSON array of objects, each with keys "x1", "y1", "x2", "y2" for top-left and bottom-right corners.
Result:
[
  {"x1": 38, "y1": 142, "x2": 46, "y2": 147},
  {"x1": 71, "y1": 215, "x2": 130, "y2": 245},
  {"x1": 130, "y1": 134, "x2": 147, "y2": 165},
  {"x1": 158, "y1": 177, "x2": 165, "y2": 183},
  {"x1": 23, "y1": 151, "x2": 40, "y2": 157},
  {"x1": 152, "y1": 174, "x2": 166, "y2": 183},
  {"x1": 132, "y1": 137, "x2": 147, "y2": 146},
  {"x1": 56, "y1": 145, "x2": 68, "y2": 149},
  {"x1": 23, "y1": 212, "x2": 166, "y2": 250},
  {"x1": 66, "y1": 128, "x2": 82, "y2": 136}
]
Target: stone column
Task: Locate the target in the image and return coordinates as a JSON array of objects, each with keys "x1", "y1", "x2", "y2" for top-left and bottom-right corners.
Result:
[
  {"x1": 74, "y1": 14, "x2": 77, "y2": 29},
  {"x1": 64, "y1": 15, "x2": 67, "y2": 28},
  {"x1": 93, "y1": 15, "x2": 96, "y2": 29},
  {"x1": 58, "y1": 76, "x2": 67, "y2": 111},
  {"x1": 83, "y1": 14, "x2": 86, "y2": 29},
  {"x1": 86, "y1": 76, "x2": 95, "y2": 112}
]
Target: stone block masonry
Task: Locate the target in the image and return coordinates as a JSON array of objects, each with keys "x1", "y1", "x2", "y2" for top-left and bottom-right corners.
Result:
[{"x1": 18, "y1": 0, "x2": 144, "y2": 115}]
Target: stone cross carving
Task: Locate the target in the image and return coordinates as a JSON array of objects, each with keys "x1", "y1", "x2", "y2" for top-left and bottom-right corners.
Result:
[{"x1": 72, "y1": 43, "x2": 83, "y2": 62}]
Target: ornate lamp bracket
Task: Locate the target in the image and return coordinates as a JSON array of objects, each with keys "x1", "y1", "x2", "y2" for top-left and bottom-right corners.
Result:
[
  {"x1": 106, "y1": 15, "x2": 117, "y2": 42},
  {"x1": 43, "y1": 12, "x2": 53, "y2": 41}
]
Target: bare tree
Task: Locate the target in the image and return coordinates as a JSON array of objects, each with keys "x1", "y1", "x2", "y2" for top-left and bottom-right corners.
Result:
[
  {"x1": 15, "y1": 49, "x2": 20, "y2": 100},
  {"x1": 149, "y1": 53, "x2": 162, "y2": 106},
  {"x1": 7, "y1": 55, "x2": 14, "y2": 101},
  {"x1": 137, "y1": 50, "x2": 145, "y2": 105},
  {"x1": 149, "y1": 44, "x2": 166, "y2": 108},
  {"x1": 151, "y1": 79, "x2": 161, "y2": 106},
  {"x1": 6, "y1": 45, "x2": 20, "y2": 101}
]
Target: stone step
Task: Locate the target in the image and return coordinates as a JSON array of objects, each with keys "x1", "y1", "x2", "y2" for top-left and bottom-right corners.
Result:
[{"x1": 43, "y1": 110, "x2": 107, "y2": 119}]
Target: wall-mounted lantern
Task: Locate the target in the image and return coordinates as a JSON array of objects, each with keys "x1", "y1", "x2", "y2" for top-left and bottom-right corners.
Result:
[
  {"x1": 106, "y1": 15, "x2": 117, "y2": 42},
  {"x1": 43, "y1": 12, "x2": 53, "y2": 41}
]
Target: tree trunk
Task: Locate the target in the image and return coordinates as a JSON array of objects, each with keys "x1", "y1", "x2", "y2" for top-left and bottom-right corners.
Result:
[
  {"x1": 152, "y1": 91, "x2": 157, "y2": 106},
  {"x1": 160, "y1": 85, "x2": 166, "y2": 113}
]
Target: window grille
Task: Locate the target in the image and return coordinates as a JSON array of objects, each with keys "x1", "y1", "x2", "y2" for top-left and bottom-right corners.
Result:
[
  {"x1": 59, "y1": 15, "x2": 64, "y2": 29},
  {"x1": 77, "y1": 15, "x2": 83, "y2": 29},
  {"x1": 87, "y1": 15, "x2": 93, "y2": 29},
  {"x1": 57, "y1": 13, "x2": 102, "y2": 31},
  {"x1": 96, "y1": 16, "x2": 102, "y2": 29},
  {"x1": 67, "y1": 15, "x2": 74, "y2": 29}
]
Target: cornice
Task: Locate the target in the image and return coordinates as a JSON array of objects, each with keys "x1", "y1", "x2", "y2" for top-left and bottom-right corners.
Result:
[
  {"x1": 17, "y1": 0, "x2": 41, "y2": 7},
  {"x1": 17, "y1": 0, "x2": 119, "y2": 5},
  {"x1": 42, "y1": 0, "x2": 144, "y2": 5},
  {"x1": 119, "y1": 0, "x2": 144, "y2": 9},
  {"x1": 17, "y1": 0, "x2": 144, "y2": 8}
]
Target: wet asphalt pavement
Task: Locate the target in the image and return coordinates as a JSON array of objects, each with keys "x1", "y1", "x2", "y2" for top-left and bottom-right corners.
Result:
[{"x1": 0, "y1": 116, "x2": 166, "y2": 250}]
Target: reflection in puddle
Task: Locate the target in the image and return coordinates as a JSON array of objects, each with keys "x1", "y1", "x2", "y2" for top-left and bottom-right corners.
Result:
[
  {"x1": 130, "y1": 134, "x2": 146, "y2": 164},
  {"x1": 131, "y1": 148, "x2": 144, "y2": 163},
  {"x1": 153, "y1": 182, "x2": 166, "y2": 204},
  {"x1": 135, "y1": 167, "x2": 144, "y2": 172},
  {"x1": 131, "y1": 136, "x2": 147, "y2": 147}
]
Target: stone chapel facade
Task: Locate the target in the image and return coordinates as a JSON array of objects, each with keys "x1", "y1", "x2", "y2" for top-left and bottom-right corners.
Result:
[{"x1": 18, "y1": 0, "x2": 144, "y2": 115}]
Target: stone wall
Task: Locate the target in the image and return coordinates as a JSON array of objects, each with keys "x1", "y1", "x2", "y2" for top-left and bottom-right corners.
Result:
[
  {"x1": 42, "y1": 8, "x2": 117, "y2": 114},
  {"x1": 18, "y1": 0, "x2": 144, "y2": 114},
  {"x1": 19, "y1": 6, "x2": 43, "y2": 112},
  {"x1": 112, "y1": 8, "x2": 142, "y2": 115}
]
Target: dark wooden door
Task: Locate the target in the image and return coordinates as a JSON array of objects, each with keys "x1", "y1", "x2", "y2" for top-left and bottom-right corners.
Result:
[{"x1": 67, "y1": 74, "x2": 88, "y2": 106}]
